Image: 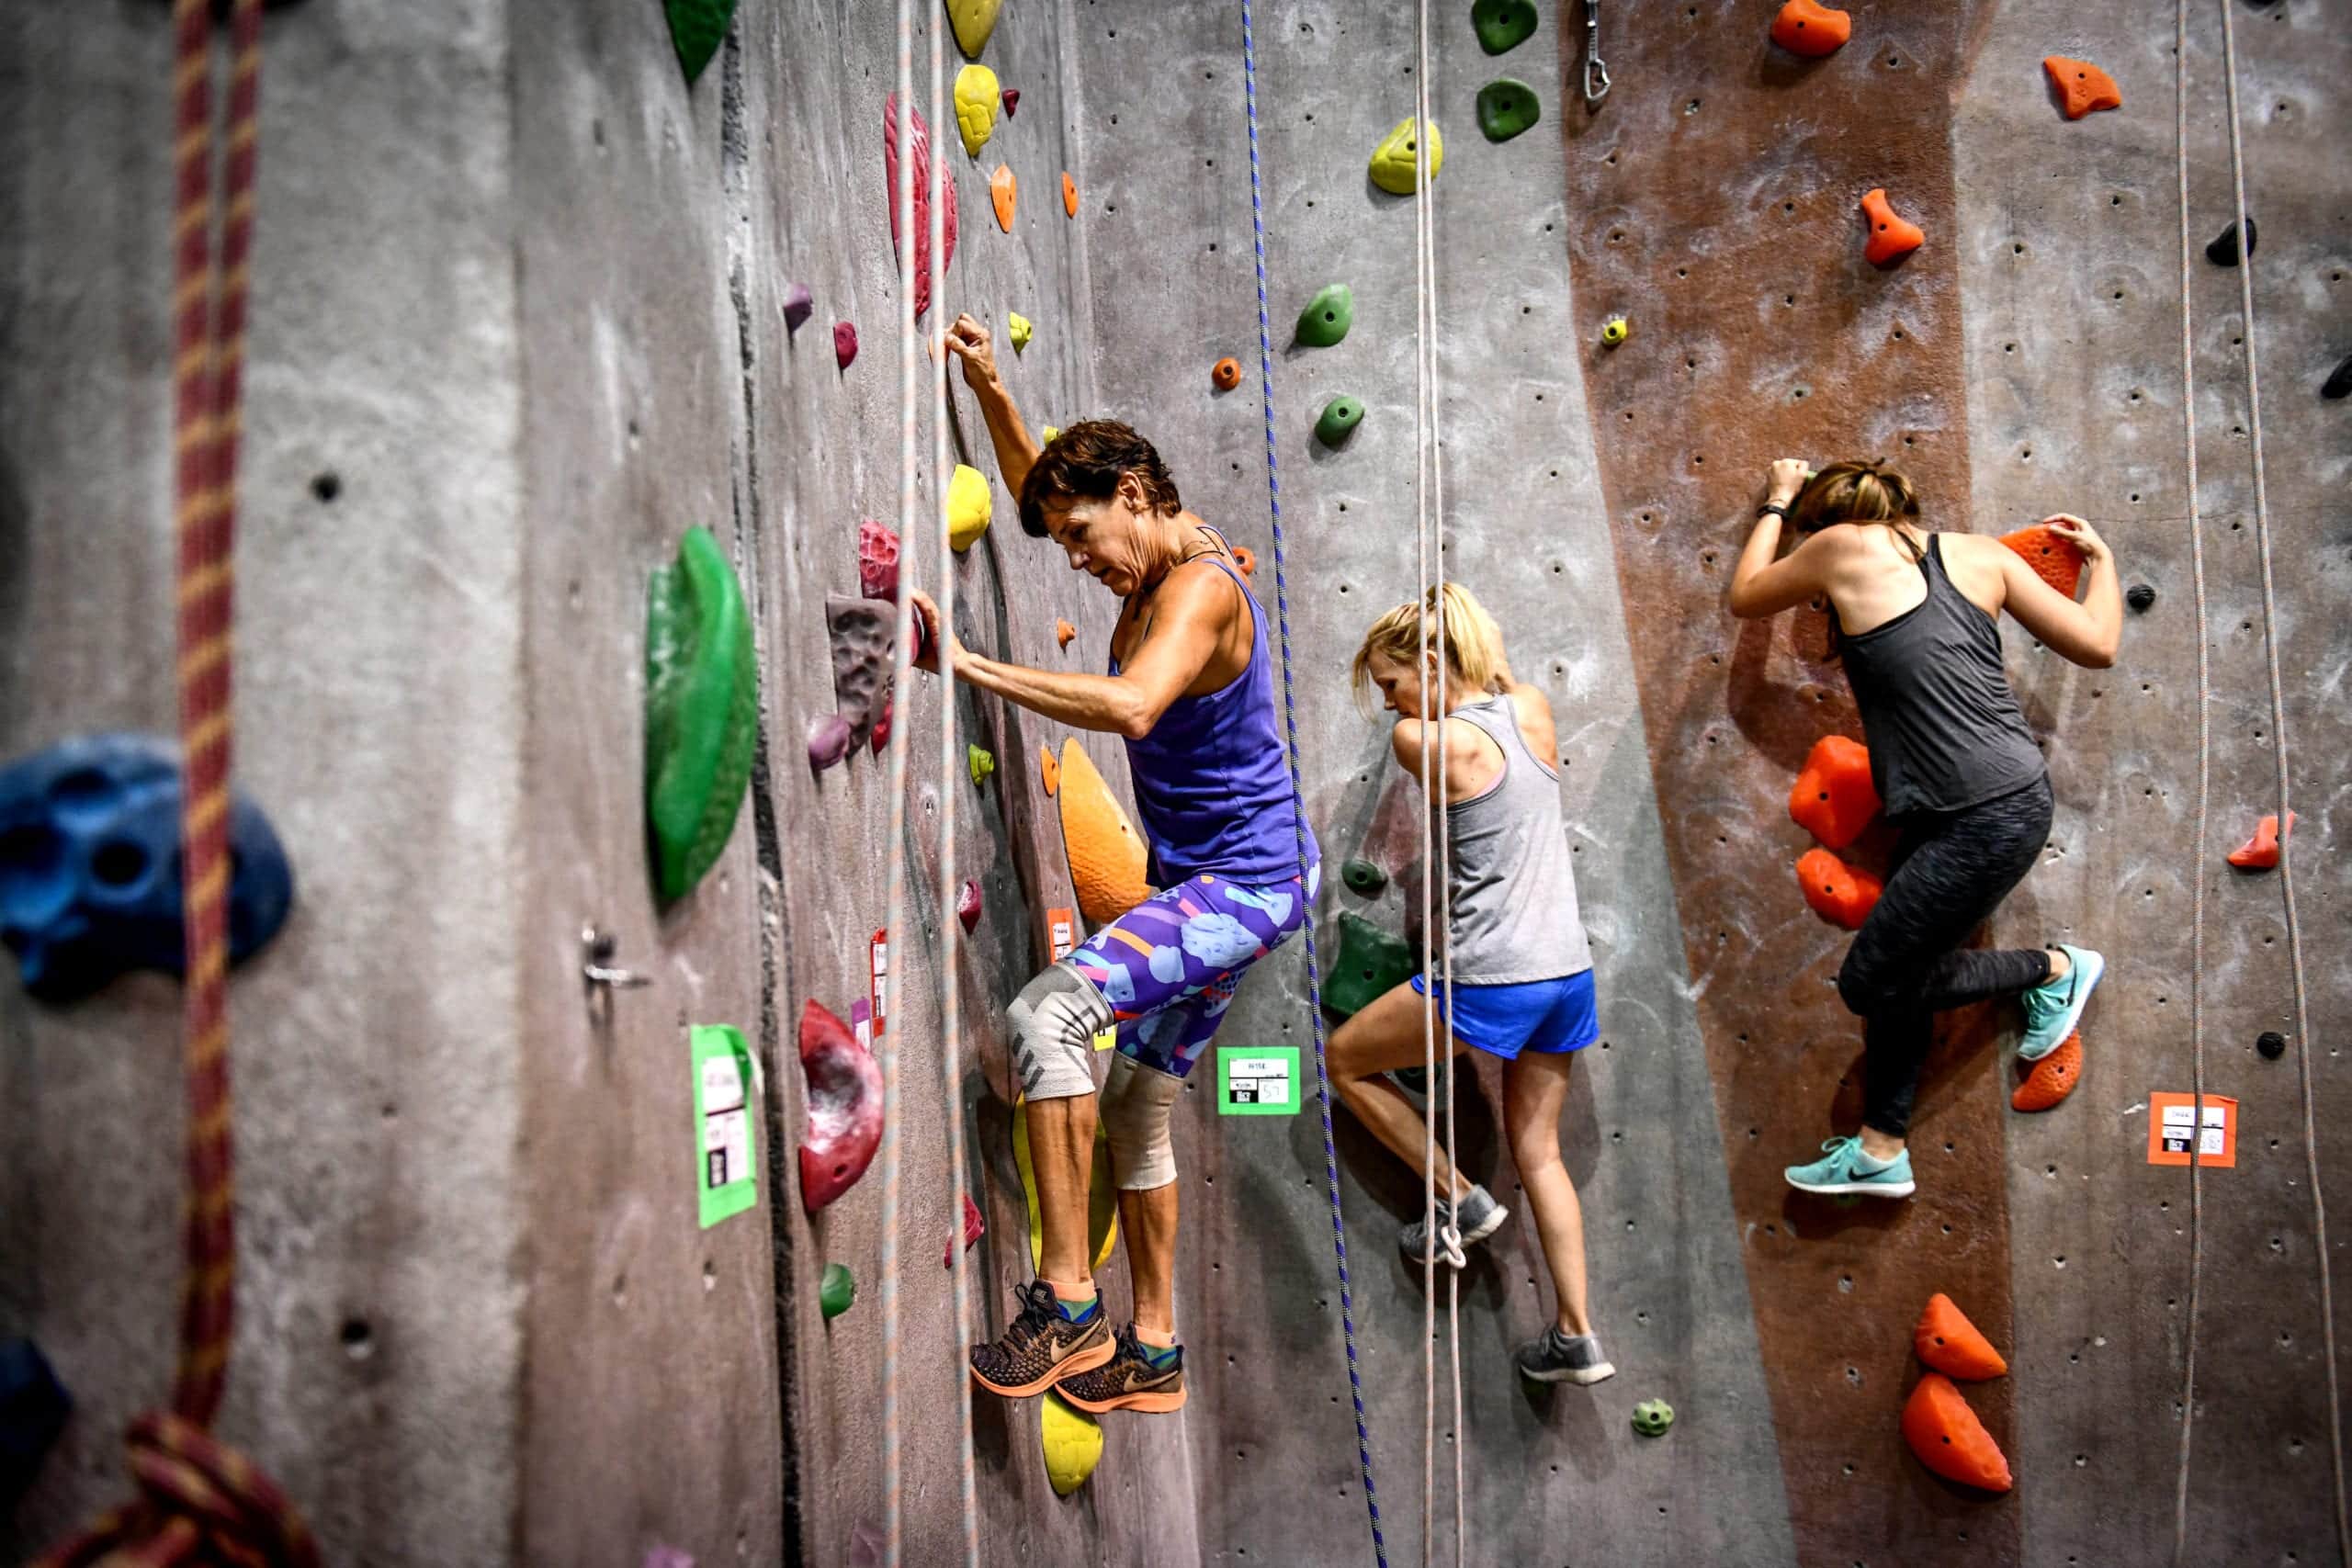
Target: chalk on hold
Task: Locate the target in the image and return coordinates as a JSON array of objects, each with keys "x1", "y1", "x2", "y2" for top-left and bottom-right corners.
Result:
[
  {"x1": 1041, "y1": 1392, "x2": 1104, "y2": 1495},
  {"x1": 1369, "y1": 116, "x2": 1444, "y2": 195},
  {"x1": 957, "y1": 877, "x2": 983, "y2": 933},
  {"x1": 1902, "y1": 1373, "x2": 2013, "y2": 1493},
  {"x1": 647, "y1": 527, "x2": 758, "y2": 900},
  {"x1": 944, "y1": 1191, "x2": 984, "y2": 1268},
  {"x1": 1057, "y1": 738, "x2": 1155, "y2": 922},
  {"x1": 820, "y1": 1263, "x2": 855, "y2": 1321},
  {"x1": 1631, "y1": 1398, "x2": 1675, "y2": 1437},
  {"x1": 1039, "y1": 744, "x2": 1059, "y2": 795},
  {"x1": 1008, "y1": 310, "x2": 1033, "y2": 352},
  {"x1": 1860, "y1": 188, "x2": 1924, "y2": 267},
  {"x1": 1296, "y1": 284, "x2": 1354, "y2": 347},
  {"x1": 1057, "y1": 617, "x2": 1076, "y2": 649},
  {"x1": 2010, "y1": 1032, "x2": 2082, "y2": 1111},
  {"x1": 784, "y1": 282, "x2": 813, "y2": 333},
  {"x1": 954, "y1": 64, "x2": 1001, "y2": 158},
  {"x1": 808, "y1": 714, "x2": 854, "y2": 773},
  {"x1": 991, "y1": 167, "x2": 1017, "y2": 231},
  {"x1": 2205, "y1": 217, "x2": 2256, "y2": 267},
  {"x1": 1341, "y1": 858, "x2": 1388, "y2": 897},
  {"x1": 1475, "y1": 79, "x2": 1541, "y2": 142},
  {"x1": 799, "y1": 999, "x2": 884, "y2": 1211},
  {"x1": 2225, "y1": 811, "x2": 2293, "y2": 870},
  {"x1": 2325, "y1": 355, "x2": 2352, "y2": 400},
  {"x1": 884, "y1": 96, "x2": 958, "y2": 318},
  {"x1": 1471, "y1": 0, "x2": 1538, "y2": 55},
  {"x1": 1600, "y1": 316, "x2": 1630, "y2": 347},
  {"x1": 1770, "y1": 0, "x2": 1850, "y2": 57},
  {"x1": 664, "y1": 0, "x2": 739, "y2": 84},
  {"x1": 1789, "y1": 735, "x2": 1881, "y2": 850},
  {"x1": 1230, "y1": 545, "x2": 1255, "y2": 577},
  {"x1": 1212, "y1": 356, "x2": 1242, "y2": 390},
  {"x1": 1001, "y1": 87, "x2": 1019, "y2": 117},
  {"x1": 2126, "y1": 582, "x2": 2156, "y2": 613},
  {"x1": 834, "y1": 321, "x2": 859, "y2": 370},
  {"x1": 1325, "y1": 911, "x2": 1415, "y2": 1018},
  {"x1": 1998, "y1": 523, "x2": 2085, "y2": 599},
  {"x1": 2043, "y1": 56, "x2": 2121, "y2": 120},
  {"x1": 1315, "y1": 396, "x2": 1365, "y2": 446},
  {"x1": 968, "y1": 744, "x2": 996, "y2": 788},
  {"x1": 1796, "y1": 847, "x2": 1882, "y2": 930},
  {"x1": 949, "y1": 463, "x2": 993, "y2": 552},
  {"x1": 945, "y1": 0, "x2": 1000, "y2": 58},
  {"x1": 2258, "y1": 1031, "x2": 2289, "y2": 1060},
  {"x1": 1915, "y1": 1293, "x2": 2008, "y2": 1381}
]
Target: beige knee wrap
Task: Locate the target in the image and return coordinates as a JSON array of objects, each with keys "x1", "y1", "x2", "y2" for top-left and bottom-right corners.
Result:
[{"x1": 1098, "y1": 1053, "x2": 1183, "y2": 1190}]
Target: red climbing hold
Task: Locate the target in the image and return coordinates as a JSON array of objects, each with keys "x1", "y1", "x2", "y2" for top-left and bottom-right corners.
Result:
[
  {"x1": 1770, "y1": 0, "x2": 1850, "y2": 58},
  {"x1": 1789, "y1": 735, "x2": 1881, "y2": 851},
  {"x1": 884, "y1": 95, "x2": 959, "y2": 318},
  {"x1": 1914, "y1": 1292, "x2": 2008, "y2": 1381},
  {"x1": 2010, "y1": 1032, "x2": 2082, "y2": 1112},
  {"x1": 1796, "y1": 848, "x2": 1881, "y2": 929},
  {"x1": 945, "y1": 1191, "x2": 985, "y2": 1267},
  {"x1": 868, "y1": 693, "x2": 892, "y2": 755},
  {"x1": 834, "y1": 321, "x2": 859, "y2": 371},
  {"x1": 1001, "y1": 87, "x2": 1020, "y2": 117},
  {"x1": 2226, "y1": 811, "x2": 2295, "y2": 870},
  {"x1": 957, "y1": 877, "x2": 982, "y2": 933},
  {"x1": 1902, "y1": 1373, "x2": 2013, "y2": 1493},
  {"x1": 1998, "y1": 524, "x2": 2085, "y2": 598},
  {"x1": 2043, "y1": 56, "x2": 2121, "y2": 120},
  {"x1": 859, "y1": 519, "x2": 900, "y2": 602},
  {"x1": 1860, "y1": 188, "x2": 1924, "y2": 267},
  {"x1": 798, "y1": 999, "x2": 885, "y2": 1213}
]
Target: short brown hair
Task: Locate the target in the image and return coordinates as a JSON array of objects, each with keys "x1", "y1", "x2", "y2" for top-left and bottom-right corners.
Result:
[{"x1": 1018, "y1": 419, "x2": 1182, "y2": 537}]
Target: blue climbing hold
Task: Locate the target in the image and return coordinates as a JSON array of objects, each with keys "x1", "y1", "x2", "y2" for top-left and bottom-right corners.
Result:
[{"x1": 0, "y1": 734, "x2": 294, "y2": 1002}]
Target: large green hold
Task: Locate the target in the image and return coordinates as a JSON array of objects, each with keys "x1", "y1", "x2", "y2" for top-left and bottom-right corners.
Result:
[
  {"x1": 820, "y1": 1263, "x2": 856, "y2": 1321},
  {"x1": 646, "y1": 526, "x2": 758, "y2": 903},
  {"x1": 1476, "y1": 79, "x2": 1541, "y2": 142},
  {"x1": 666, "y1": 0, "x2": 740, "y2": 84},
  {"x1": 1472, "y1": 0, "x2": 1538, "y2": 55},
  {"x1": 1324, "y1": 912, "x2": 1415, "y2": 1018},
  {"x1": 1295, "y1": 284, "x2": 1353, "y2": 347},
  {"x1": 1315, "y1": 396, "x2": 1364, "y2": 446}
]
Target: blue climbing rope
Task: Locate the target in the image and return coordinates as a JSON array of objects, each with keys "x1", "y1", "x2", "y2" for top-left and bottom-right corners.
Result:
[{"x1": 1238, "y1": 5, "x2": 1387, "y2": 1562}]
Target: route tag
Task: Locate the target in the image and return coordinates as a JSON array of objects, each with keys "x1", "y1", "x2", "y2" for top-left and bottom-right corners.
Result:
[
  {"x1": 2148, "y1": 1092, "x2": 2237, "y2": 1168},
  {"x1": 1217, "y1": 1046, "x2": 1300, "y2": 1116},
  {"x1": 692, "y1": 1024, "x2": 758, "y2": 1228}
]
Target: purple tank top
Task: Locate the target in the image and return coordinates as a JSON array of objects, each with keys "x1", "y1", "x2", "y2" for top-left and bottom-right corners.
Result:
[{"x1": 1111, "y1": 536, "x2": 1316, "y2": 886}]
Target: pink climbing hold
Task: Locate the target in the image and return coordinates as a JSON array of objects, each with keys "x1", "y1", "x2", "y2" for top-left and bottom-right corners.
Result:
[
  {"x1": 883, "y1": 94, "x2": 959, "y2": 319},
  {"x1": 957, "y1": 877, "x2": 983, "y2": 933},
  {"x1": 945, "y1": 1191, "x2": 985, "y2": 1267},
  {"x1": 834, "y1": 321, "x2": 858, "y2": 371},
  {"x1": 808, "y1": 714, "x2": 853, "y2": 772},
  {"x1": 783, "y1": 282, "x2": 813, "y2": 333},
  {"x1": 1001, "y1": 87, "x2": 1020, "y2": 117},
  {"x1": 799, "y1": 999, "x2": 885, "y2": 1213},
  {"x1": 859, "y1": 518, "x2": 901, "y2": 602}
]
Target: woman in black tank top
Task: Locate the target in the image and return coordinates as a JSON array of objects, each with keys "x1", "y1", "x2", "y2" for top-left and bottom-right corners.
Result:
[{"x1": 1727, "y1": 458, "x2": 2124, "y2": 1202}]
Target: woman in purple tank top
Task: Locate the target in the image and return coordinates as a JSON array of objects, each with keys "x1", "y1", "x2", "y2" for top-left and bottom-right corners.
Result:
[{"x1": 910, "y1": 315, "x2": 1317, "y2": 1417}]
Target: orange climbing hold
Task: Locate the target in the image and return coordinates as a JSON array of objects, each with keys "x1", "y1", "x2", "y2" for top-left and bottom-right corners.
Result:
[
  {"x1": 1789, "y1": 735, "x2": 1881, "y2": 851},
  {"x1": 1057, "y1": 737, "x2": 1154, "y2": 923},
  {"x1": 1056, "y1": 617, "x2": 1076, "y2": 649},
  {"x1": 1797, "y1": 847, "x2": 1882, "y2": 930},
  {"x1": 1062, "y1": 171, "x2": 1079, "y2": 218},
  {"x1": 1040, "y1": 744, "x2": 1059, "y2": 796},
  {"x1": 1915, "y1": 1293, "x2": 2008, "y2": 1381},
  {"x1": 1212, "y1": 356, "x2": 1241, "y2": 391},
  {"x1": 2011, "y1": 1032, "x2": 2083, "y2": 1112},
  {"x1": 1230, "y1": 545, "x2": 1255, "y2": 577},
  {"x1": 2043, "y1": 56, "x2": 2121, "y2": 120},
  {"x1": 2226, "y1": 811, "x2": 2295, "y2": 870},
  {"x1": 990, "y1": 164, "x2": 1016, "y2": 231},
  {"x1": 1770, "y1": 0, "x2": 1850, "y2": 57},
  {"x1": 1860, "y1": 188, "x2": 1924, "y2": 267},
  {"x1": 1901, "y1": 1373, "x2": 2013, "y2": 1493},
  {"x1": 1998, "y1": 524, "x2": 2085, "y2": 598}
]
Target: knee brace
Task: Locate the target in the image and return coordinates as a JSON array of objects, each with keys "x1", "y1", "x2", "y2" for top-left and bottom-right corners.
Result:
[
  {"x1": 1098, "y1": 1053, "x2": 1183, "y2": 1190},
  {"x1": 1008, "y1": 962, "x2": 1112, "y2": 1103}
]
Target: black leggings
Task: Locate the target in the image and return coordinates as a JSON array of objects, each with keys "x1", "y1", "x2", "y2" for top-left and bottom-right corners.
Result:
[{"x1": 1837, "y1": 775, "x2": 2055, "y2": 1137}]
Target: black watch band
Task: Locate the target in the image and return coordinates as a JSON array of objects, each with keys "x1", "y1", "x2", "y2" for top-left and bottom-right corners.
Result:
[{"x1": 1758, "y1": 502, "x2": 1792, "y2": 520}]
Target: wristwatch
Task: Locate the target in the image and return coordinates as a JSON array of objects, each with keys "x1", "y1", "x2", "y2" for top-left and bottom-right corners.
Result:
[{"x1": 1757, "y1": 502, "x2": 1792, "y2": 520}]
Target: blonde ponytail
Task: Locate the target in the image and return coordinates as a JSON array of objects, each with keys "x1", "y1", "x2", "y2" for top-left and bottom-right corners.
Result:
[{"x1": 1350, "y1": 582, "x2": 1511, "y2": 709}]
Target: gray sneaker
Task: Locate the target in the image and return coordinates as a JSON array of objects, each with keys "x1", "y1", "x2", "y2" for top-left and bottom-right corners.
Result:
[
  {"x1": 1514, "y1": 1328, "x2": 1615, "y2": 1385},
  {"x1": 1399, "y1": 1184, "x2": 1509, "y2": 1263}
]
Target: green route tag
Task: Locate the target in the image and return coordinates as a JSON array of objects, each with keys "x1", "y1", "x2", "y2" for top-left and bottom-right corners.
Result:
[
  {"x1": 693, "y1": 1023, "x2": 759, "y2": 1228},
  {"x1": 1217, "y1": 1046, "x2": 1300, "y2": 1117}
]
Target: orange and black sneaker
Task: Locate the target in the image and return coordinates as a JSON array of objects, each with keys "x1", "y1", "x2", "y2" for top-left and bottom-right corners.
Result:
[
  {"x1": 969, "y1": 1280, "x2": 1114, "y2": 1399},
  {"x1": 1052, "y1": 1322, "x2": 1187, "y2": 1415}
]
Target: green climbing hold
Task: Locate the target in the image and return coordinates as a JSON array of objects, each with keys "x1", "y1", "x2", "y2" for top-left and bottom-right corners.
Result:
[
  {"x1": 1368, "y1": 116, "x2": 1443, "y2": 195},
  {"x1": 1472, "y1": 0, "x2": 1539, "y2": 55},
  {"x1": 820, "y1": 1263, "x2": 856, "y2": 1321},
  {"x1": 1341, "y1": 859, "x2": 1388, "y2": 897},
  {"x1": 968, "y1": 743, "x2": 996, "y2": 788},
  {"x1": 1324, "y1": 911, "x2": 1415, "y2": 1019},
  {"x1": 1295, "y1": 284, "x2": 1354, "y2": 347},
  {"x1": 1315, "y1": 396, "x2": 1364, "y2": 446},
  {"x1": 1632, "y1": 1398, "x2": 1675, "y2": 1437},
  {"x1": 646, "y1": 526, "x2": 757, "y2": 903},
  {"x1": 665, "y1": 0, "x2": 740, "y2": 84},
  {"x1": 1476, "y1": 79, "x2": 1541, "y2": 142}
]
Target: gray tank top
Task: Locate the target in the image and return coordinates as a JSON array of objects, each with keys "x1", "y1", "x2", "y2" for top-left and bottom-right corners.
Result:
[
  {"x1": 1840, "y1": 534, "x2": 2047, "y2": 818},
  {"x1": 1437, "y1": 693, "x2": 1594, "y2": 985}
]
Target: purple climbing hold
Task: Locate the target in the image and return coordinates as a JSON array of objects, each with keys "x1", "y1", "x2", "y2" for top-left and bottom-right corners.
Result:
[
  {"x1": 834, "y1": 321, "x2": 858, "y2": 370},
  {"x1": 808, "y1": 714, "x2": 854, "y2": 772},
  {"x1": 784, "y1": 282, "x2": 813, "y2": 333}
]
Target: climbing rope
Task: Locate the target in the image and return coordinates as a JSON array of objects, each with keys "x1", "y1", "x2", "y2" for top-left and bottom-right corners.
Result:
[
  {"x1": 1238, "y1": 3, "x2": 1388, "y2": 1562},
  {"x1": 2212, "y1": 2, "x2": 2347, "y2": 1558},
  {"x1": 39, "y1": 2, "x2": 317, "y2": 1563}
]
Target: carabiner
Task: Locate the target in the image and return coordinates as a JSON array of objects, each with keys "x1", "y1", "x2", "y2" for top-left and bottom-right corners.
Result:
[{"x1": 1583, "y1": 0, "x2": 1611, "y2": 107}]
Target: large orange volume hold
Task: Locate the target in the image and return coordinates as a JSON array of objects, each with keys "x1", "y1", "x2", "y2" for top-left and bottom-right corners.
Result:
[
  {"x1": 1915, "y1": 1293, "x2": 2008, "y2": 1381},
  {"x1": 1796, "y1": 847, "x2": 1882, "y2": 930},
  {"x1": 2011, "y1": 1032, "x2": 2083, "y2": 1111},
  {"x1": 1998, "y1": 524, "x2": 2085, "y2": 598},
  {"x1": 1770, "y1": 0, "x2": 1850, "y2": 57},
  {"x1": 1057, "y1": 737, "x2": 1154, "y2": 923},
  {"x1": 1902, "y1": 1373, "x2": 2013, "y2": 1492},
  {"x1": 2044, "y1": 56, "x2": 2122, "y2": 120},
  {"x1": 1860, "y1": 188, "x2": 1924, "y2": 266},
  {"x1": 1789, "y1": 735, "x2": 1881, "y2": 850}
]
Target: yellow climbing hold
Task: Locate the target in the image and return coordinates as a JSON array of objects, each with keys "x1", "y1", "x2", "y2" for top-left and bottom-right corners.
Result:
[
  {"x1": 1008, "y1": 311, "x2": 1033, "y2": 352},
  {"x1": 1039, "y1": 424, "x2": 1059, "y2": 446},
  {"x1": 1041, "y1": 1391, "x2": 1104, "y2": 1496},
  {"x1": 954, "y1": 63, "x2": 1000, "y2": 158},
  {"x1": 1368, "y1": 115, "x2": 1443, "y2": 195},
  {"x1": 968, "y1": 742, "x2": 996, "y2": 788},
  {"x1": 1012, "y1": 1097, "x2": 1118, "y2": 1273},
  {"x1": 948, "y1": 462, "x2": 992, "y2": 552},
  {"x1": 1601, "y1": 315, "x2": 1630, "y2": 346},
  {"x1": 945, "y1": 0, "x2": 1001, "y2": 59}
]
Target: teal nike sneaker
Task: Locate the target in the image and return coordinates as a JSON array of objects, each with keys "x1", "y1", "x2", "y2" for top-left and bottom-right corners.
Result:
[
  {"x1": 2020, "y1": 944, "x2": 2104, "y2": 1062},
  {"x1": 1784, "y1": 1136, "x2": 1916, "y2": 1199}
]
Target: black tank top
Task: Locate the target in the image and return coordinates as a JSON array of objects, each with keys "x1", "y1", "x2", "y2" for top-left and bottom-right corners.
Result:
[{"x1": 1839, "y1": 534, "x2": 2046, "y2": 817}]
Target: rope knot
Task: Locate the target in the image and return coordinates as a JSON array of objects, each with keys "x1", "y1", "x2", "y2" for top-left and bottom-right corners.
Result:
[{"x1": 40, "y1": 1412, "x2": 317, "y2": 1568}]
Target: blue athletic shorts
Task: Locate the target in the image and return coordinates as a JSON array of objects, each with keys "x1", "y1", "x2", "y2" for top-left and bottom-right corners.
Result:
[{"x1": 1409, "y1": 969, "x2": 1600, "y2": 1061}]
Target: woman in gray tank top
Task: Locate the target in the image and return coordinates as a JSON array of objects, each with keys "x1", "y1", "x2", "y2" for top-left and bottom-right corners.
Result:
[
  {"x1": 1325, "y1": 586, "x2": 1614, "y2": 1387},
  {"x1": 1729, "y1": 458, "x2": 2124, "y2": 1202}
]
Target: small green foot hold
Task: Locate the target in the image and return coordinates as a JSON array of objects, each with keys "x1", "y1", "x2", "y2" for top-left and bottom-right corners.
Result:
[
  {"x1": 820, "y1": 1263, "x2": 856, "y2": 1320},
  {"x1": 1295, "y1": 284, "x2": 1353, "y2": 347},
  {"x1": 1324, "y1": 911, "x2": 1415, "y2": 1019},
  {"x1": 1315, "y1": 396, "x2": 1364, "y2": 446},
  {"x1": 968, "y1": 743, "x2": 996, "y2": 788},
  {"x1": 646, "y1": 526, "x2": 757, "y2": 902},
  {"x1": 1632, "y1": 1398, "x2": 1675, "y2": 1437},
  {"x1": 1341, "y1": 858, "x2": 1388, "y2": 897},
  {"x1": 666, "y1": 0, "x2": 740, "y2": 84},
  {"x1": 1472, "y1": 0, "x2": 1539, "y2": 56},
  {"x1": 1476, "y1": 79, "x2": 1542, "y2": 142}
]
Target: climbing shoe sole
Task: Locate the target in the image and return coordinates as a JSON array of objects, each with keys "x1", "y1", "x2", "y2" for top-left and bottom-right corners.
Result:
[
  {"x1": 1053, "y1": 1377, "x2": 1188, "y2": 1415},
  {"x1": 969, "y1": 1329, "x2": 1115, "y2": 1400},
  {"x1": 1519, "y1": 1357, "x2": 1617, "y2": 1387},
  {"x1": 1785, "y1": 1173, "x2": 1917, "y2": 1199}
]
